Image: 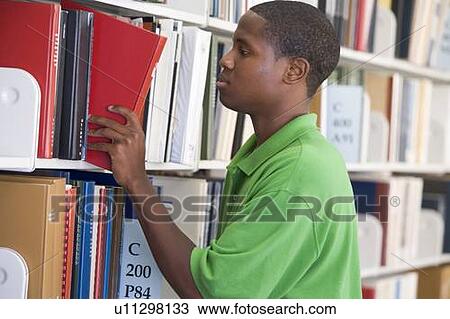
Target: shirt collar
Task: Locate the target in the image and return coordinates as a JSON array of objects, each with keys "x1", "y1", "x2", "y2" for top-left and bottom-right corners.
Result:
[{"x1": 228, "y1": 113, "x2": 318, "y2": 176}]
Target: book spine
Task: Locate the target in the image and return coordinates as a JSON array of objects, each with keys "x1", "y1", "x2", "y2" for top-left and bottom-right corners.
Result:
[
  {"x1": 94, "y1": 187, "x2": 107, "y2": 298},
  {"x1": 53, "y1": 10, "x2": 68, "y2": 158},
  {"x1": 38, "y1": 5, "x2": 60, "y2": 158},
  {"x1": 102, "y1": 188, "x2": 114, "y2": 298},
  {"x1": 61, "y1": 188, "x2": 71, "y2": 298},
  {"x1": 71, "y1": 182, "x2": 83, "y2": 298},
  {"x1": 78, "y1": 181, "x2": 94, "y2": 298},
  {"x1": 65, "y1": 187, "x2": 77, "y2": 299},
  {"x1": 136, "y1": 36, "x2": 167, "y2": 124}
]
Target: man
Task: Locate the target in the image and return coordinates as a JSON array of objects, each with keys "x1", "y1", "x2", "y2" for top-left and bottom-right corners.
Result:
[{"x1": 88, "y1": 1, "x2": 362, "y2": 298}]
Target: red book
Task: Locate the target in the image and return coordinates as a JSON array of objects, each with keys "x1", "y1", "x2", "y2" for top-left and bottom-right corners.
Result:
[
  {"x1": 0, "y1": 0, "x2": 60, "y2": 158},
  {"x1": 61, "y1": 0, "x2": 167, "y2": 170},
  {"x1": 94, "y1": 187, "x2": 107, "y2": 299},
  {"x1": 362, "y1": 286, "x2": 376, "y2": 299},
  {"x1": 62, "y1": 187, "x2": 77, "y2": 299},
  {"x1": 354, "y1": 0, "x2": 366, "y2": 51}
]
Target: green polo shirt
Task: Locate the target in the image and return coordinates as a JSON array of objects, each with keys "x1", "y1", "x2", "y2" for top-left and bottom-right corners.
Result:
[{"x1": 190, "y1": 113, "x2": 362, "y2": 298}]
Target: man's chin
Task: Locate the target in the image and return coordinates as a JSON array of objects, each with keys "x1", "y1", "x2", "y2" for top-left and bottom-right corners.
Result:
[{"x1": 218, "y1": 95, "x2": 240, "y2": 112}]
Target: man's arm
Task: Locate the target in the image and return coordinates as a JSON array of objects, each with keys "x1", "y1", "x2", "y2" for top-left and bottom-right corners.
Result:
[{"x1": 88, "y1": 105, "x2": 203, "y2": 298}]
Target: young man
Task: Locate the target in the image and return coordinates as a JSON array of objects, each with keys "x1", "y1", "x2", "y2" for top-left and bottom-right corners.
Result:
[{"x1": 88, "y1": 1, "x2": 362, "y2": 298}]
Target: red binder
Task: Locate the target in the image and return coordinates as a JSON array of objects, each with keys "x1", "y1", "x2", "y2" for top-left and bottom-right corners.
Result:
[
  {"x1": 0, "y1": 0, "x2": 60, "y2": 159},
  {"x1": 62, "y1": 0, "x2": 167, "y2": 170}
]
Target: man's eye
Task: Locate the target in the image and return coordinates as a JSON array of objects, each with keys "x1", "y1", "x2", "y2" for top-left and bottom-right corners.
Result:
[{"x1": 239, "y1": 48, "x2": 249, "y2": 56}]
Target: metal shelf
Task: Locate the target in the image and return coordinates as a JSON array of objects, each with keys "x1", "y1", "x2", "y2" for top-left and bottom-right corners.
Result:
[
  {"x1": 361, "y1": 254, "x2": 450, "y2": 279},
  {"x1": 199, "y1": 160, "x2": 450, "y2": 175},
  {"x1": 35, "y1": 159, "x2": 195, "y2": 172},
  {"x1": 85, "y1": 0, "x2": 206, "y2": 24}
]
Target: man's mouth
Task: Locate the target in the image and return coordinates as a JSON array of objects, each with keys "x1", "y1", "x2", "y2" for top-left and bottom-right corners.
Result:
[{"x1": 217, "y1": 74, "x2": 230, "y2": 88}]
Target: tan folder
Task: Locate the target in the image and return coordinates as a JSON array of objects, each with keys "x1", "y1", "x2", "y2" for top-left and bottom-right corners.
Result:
[{"x1": 0, "y1": 175, "x2": 65, "y2": 298}]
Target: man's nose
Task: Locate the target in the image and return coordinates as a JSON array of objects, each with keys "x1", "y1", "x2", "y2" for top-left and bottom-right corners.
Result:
[{"x1": 219, "y1": 49, "x2": 234, "y2": 71}]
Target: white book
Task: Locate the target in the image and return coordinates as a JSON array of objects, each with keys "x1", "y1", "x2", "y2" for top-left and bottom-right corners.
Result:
[
  {"x1": 214, "y1": 102, "x2": 238, "y2": 160},
  {"x1": 429, "y1": 0, "x2": 450, "y2": 69},
  {"x1": 118, "y1": 218, "x2": 164, "y2": 299},
  {"x1": 398, "y1": 177, "x2": 423, "y2": 262},
  {"x1": 147, "y1": 20, "x2": 179, "y2": 163},
  {"x1": 169, "y1": 27, "x2": 211, "y2": 166},
  {"x1": 427, "y1": 85, "x2": 450, "y2": 164},
  {"x1": 164, "y1": 21, "x2": 183, "y2": 162},
  {"x1": 89, "y1": 185, "x2": 104, "y2": 299},
  {"x1": 415, "y1": 80, "x2": 433, "y2": 163},
  {"x1": 152, "y1": 176, "x2": 209, "y2": 298},
  {"x1": 0, "y1": 67, "x2": 40, "y2": 172},
  {"x1": 385, "y1": 177, "x2": 407, "y2": 266},
  {"x1": 367, "y1": 110, "x2": 389, "y2": 163},
  {"x1": 373, "y1": 4, "x2": 397, "y2": 58},
  {"x1": 165, "y1": 0, "x2": 209, "y2": 16},
  {"x1": 408, "y1": 0, "x2": 435, "y2": 65},
  {"x1": 418, "y1": 209, "x2": 445, "y2": 259},
  {"x1": 326, "y1": 85, "x2": 366, "y2": 163},
  {"x1": 389, "y1": 73, "x2": 403, "y2": 162},
  {"x1": 358, "y1": 214, "x2": 383, "y2": 270}
]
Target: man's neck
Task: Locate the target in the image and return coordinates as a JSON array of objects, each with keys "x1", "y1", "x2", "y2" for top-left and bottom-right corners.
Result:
[{"x1": 252, "y1": 108, "x2": 310, "y2": 147}]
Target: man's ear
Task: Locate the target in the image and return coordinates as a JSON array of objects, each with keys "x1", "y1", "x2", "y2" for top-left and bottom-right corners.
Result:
[{"x1": 283, "y1": 57, "x2": 310, "y2": 85}]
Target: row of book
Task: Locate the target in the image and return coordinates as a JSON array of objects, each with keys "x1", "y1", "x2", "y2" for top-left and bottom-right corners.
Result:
[
  {"x1": 355, "y1": 176, "x2": 450, "y2": 270},
  {"x1": 209, "y1": 0, "x2": 248, "y2": 23},
  {"x1": 324, "y1": 67, "x2": 450, "y2": 165},
  {"x1": 352, "y1": 175, "x2": 450, "y2": 299},
  {"x1": 209, "y1": 0, "x2": 450, "y2": 69},
  {"x1": 320, "y1": 0, "x2": 450, "y2": 69},
  {"x1": 0, "y1": 0, "x2": 168, "y2": 170},
  {"x1": 0, "y1": 171, "x2": 223, "y2": 299},
  {"x1": 1, "y1": 170, "x2": 449, "y2": 298}
]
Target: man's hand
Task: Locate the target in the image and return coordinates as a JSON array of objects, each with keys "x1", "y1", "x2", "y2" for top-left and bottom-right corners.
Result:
[{"x1": 87, "y1": 105, "x2": 148, "y2": 190}]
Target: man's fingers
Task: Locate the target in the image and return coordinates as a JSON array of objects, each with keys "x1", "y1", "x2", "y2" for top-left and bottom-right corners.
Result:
[
  {"x1": 89, "y1": 127, "x2": 124, "y2": 142},
  {"x1": 87, "y1": 142, "x2": 113, "y2": 153},
  {"x1": 88, "y1": 115, "x2": 128, "y2": 134},
  {"x1": 108, "y1": 105, "x2": 141, "y2": 128}
]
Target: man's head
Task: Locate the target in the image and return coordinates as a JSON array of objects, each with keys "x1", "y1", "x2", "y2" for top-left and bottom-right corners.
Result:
[{"x1": 218, "y1": 1, "x2": 339, "y2": 116}]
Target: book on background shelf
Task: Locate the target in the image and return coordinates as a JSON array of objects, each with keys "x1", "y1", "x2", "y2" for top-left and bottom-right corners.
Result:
[
  {"x1": 363, "y1": 272, "x2": 419, "y2": 299},
  {"x1": 352, "y1": 176, "x2": 424, "y2": 267},
  {"x1": 168, "y1": 27, "x2": 211, "y2": 166},
  {"x1": 325, "y1": 85, "x2": 369, "y2": 163},
  {"x1": 146, "y1": 19, "x2": 183, "y2": 163},
  {"x1": 418, "y1": 264, "x2": 450, "y2": 298}
]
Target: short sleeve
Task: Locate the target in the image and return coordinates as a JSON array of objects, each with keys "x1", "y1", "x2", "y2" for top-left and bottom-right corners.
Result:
[{"x1": 190, "y1": 190, "x2": 320, "y2": 298}]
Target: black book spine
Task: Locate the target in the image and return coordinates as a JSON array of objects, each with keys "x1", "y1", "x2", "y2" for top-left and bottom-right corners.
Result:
[
  {"x1": 53, "y1": 10, "x2": 68, "y2": 158},
  {"x1": 59, "y1": 10, "x2": 81, "y2": 160},
  {"x1": 78, "y1": 12, "x2": 94, "y2": 160},
  {"x1": 59, "y1": 10, "x2": 93, "y2": 160}
]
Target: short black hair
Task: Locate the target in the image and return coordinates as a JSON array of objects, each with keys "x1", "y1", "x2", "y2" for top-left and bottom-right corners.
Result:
[{"x1": 251, "y1": 1, "x2": 340, "y2": 97}]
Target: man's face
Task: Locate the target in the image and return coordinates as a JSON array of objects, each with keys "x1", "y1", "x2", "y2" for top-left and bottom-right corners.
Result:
[{"x1": 217, "y1": 11, "x2": 288, "y2": 115}]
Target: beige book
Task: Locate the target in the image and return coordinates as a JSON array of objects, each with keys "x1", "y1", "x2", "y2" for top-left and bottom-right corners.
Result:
[{"x1": 0, "y1": 175, "x2": 66, "y2": 298}]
